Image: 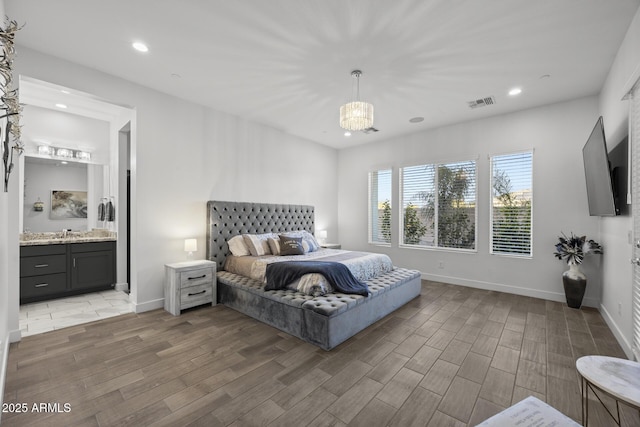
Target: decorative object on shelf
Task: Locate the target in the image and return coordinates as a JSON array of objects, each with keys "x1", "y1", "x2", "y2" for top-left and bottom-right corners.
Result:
[
  {"x1": 1, "y1": 19, "x2": 23, "y2": 192},
  {"x1": 33, "y1": 197, "x2": 44, "y2": 212},
  {"x1": 50, "y1": 190, "x2": 88, "y2": 219},
  {"x1": 554, "y1": 232, "x2": 602, "y2": 309},
  {"x1": 339, "y1": 70, "x2": 374, "y2": 131},
  {"x1": 184, "y1": 238, "x2": 197, "y2": 259}
]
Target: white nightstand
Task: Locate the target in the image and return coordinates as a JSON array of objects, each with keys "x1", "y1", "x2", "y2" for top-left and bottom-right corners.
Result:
[
  {"x1": 164, "y1": 260, "x2": 216, "y2": 316},
  {"x1": 321, "y1": 243, "x2": 341, "y2": 249}
]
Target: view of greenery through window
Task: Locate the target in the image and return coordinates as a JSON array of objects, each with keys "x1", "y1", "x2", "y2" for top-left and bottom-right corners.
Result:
[
  {"x1": 491, "y1": 152, "x2": 533, "y2": 256},
  {"x1": 400, "y1": 161, "x2": 477, "y2": 250},
  {"x1": 369, "y1": 169, "x2": 391, "y2": 244},
  {"x1": 369, "y1": 153, "x2": 531, "y2": 255}
]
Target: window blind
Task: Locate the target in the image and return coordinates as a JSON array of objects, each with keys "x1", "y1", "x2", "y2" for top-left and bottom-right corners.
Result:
[
  {"x1": 490, "y1": 151, "x2": 533, "y2": 256},
  {"x1": 369, "y1": 169, "x2": 391, "y2": 244},
  {"x1": 400, "y1": 160, "x2": 476, "y2": 250}
]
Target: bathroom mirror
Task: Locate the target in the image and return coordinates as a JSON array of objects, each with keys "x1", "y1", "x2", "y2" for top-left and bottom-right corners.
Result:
[
  {"x1": 22, "y1": 156, "x2": 109, "y2": 233},
  {"x1": 18, "y1": 78, "x2": 112, "y2": 233}
]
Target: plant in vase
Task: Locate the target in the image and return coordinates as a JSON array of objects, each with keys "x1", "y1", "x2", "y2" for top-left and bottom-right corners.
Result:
[{"x1": 553, "y1": 232, "x2": 602, "y2": 309}]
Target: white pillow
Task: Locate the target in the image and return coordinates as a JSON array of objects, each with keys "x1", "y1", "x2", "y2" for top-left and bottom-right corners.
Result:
[
  {"x1": 267, "y1": 237, "x2": 280, "y2": 255},
  {"x1": 243, "y1": 233, "x2": 277, "y2": 256},
  {"x1": 228, "y1": 235, "x2": 251, "y2": 257}
]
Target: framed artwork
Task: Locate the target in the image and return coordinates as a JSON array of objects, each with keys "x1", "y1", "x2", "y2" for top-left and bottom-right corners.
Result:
[{"x1": 50, "y1": 190, "x2": 88, "y2": 219}]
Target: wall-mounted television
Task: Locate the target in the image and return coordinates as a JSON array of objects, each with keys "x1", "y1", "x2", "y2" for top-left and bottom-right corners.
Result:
[{"x1": 582, "y1": 116, "x2": 619, "y2": 216}]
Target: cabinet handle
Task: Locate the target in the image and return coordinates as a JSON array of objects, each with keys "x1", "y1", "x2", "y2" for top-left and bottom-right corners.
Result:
[
  {"x1": 188, "y1": 290, "x2": 206, "y2": 296},
  {"x1": 34, "y1": 264, "x2": 49, "y2": 268},
  {"x1": 34, "y1": 283, "x2": 49, "y2": 288},
  {"x1": 187, "y1": 274, "x2": 206, "y2": 280}
]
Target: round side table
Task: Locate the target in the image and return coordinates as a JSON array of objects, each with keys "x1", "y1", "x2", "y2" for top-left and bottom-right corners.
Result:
[{"x1": 576, "y1": 355, "x2": 640, "y2": 426}]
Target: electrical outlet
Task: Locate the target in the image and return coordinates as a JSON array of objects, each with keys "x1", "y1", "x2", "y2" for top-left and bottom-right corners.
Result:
[
  {"x1": 438, "y1": 261, "x2": 444, "y2": 269},
  {"x1": 618, "y1": 302, "x2": 622, "y2": 316}
]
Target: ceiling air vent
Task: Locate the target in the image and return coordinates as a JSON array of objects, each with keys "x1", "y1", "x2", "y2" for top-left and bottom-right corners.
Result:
[
  {"x1": 362, "y1": 127, "x2": 379, "y2": 134},
  {"x1": 467, "y1": 96, "x2": 496, "y2": 109}
]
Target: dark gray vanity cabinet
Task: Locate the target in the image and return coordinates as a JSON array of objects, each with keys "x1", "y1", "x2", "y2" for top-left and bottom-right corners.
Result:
[
  {"x1": 20, "y1": 241, "x2": 116, "y2": 304},
  {"x1": 70, "y1": 242, "x2": 116, "y2": 292}
]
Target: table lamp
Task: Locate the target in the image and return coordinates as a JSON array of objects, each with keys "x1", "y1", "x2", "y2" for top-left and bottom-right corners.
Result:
[{"x1": 184, "y1": 238, "x2": 197, "y2": 259}]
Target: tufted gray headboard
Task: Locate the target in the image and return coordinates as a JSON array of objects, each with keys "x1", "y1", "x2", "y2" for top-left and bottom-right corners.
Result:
[{"x1": 206, "y1": 201, "x2": 315, "y2": 269}]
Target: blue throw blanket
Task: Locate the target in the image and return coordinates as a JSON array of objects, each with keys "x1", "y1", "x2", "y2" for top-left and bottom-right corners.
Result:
[{"x1": 265, "y1": 261, "x2": 369, "y2": 296}]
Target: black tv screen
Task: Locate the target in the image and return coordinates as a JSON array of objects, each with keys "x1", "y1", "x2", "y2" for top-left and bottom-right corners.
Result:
[{"x1": 582, "y1": 116, "x2": 618, "y2": 216}]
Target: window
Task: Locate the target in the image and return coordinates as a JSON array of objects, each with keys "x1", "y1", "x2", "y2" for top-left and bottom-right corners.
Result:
[
  {"x1": 490, "y1": 151, "x2": 533, "y2": 256},
  {"x1": 369, "y1": 169, "x2": 392, "y2": 244},
  {"x1": 400, "y1": 160, "x2": 476, "y2": 250}
]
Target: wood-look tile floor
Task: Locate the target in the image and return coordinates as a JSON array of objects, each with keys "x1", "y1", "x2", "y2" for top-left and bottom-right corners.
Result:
[{"x1": 3, "y1": 280, "x2": 638, "y2": 426}]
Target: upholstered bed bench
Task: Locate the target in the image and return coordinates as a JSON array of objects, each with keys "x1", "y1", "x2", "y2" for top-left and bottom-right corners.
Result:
[{"x1": 217, "y1": 267, "x2": 421, "y2": 350}]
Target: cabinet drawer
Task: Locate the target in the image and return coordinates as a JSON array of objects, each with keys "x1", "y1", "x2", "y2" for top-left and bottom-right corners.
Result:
[
  {"x1": 20, "y1": 254, "x2": 67, "y2": 277},
  {"x1": 180, "y1": 268, "x2": 213, "y2": 288},
  {"x1": 21, "y1": 244, "x2": 66, "y2": 257},
  {"x1": 20, "y1": 273, "x2": 67, "y2": 299},
  {"x1": 180, "y1": 283, "x2": 213, "y2": 309}
]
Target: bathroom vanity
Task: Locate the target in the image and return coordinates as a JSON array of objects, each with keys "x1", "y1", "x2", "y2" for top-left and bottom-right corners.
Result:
[{"x1": 20, "y1": 231, "x2": 117, "y2": 304}]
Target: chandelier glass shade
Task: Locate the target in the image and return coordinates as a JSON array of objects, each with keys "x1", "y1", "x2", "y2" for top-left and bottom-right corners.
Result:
[{"x1": 340, "y1": 70, "x2": 373, "y2": 131}]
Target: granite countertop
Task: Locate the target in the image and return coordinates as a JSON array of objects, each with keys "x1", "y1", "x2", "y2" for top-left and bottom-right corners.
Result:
[{"x1": 20, "y1": 230, "x2": 117, "y2": 246}]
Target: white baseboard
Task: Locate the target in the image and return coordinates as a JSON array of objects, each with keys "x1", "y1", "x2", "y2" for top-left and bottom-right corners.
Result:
[
  {"x1": 114, "y1": 282, "x2": 129, "y2": 292},
  {"x1": 132, "y1": 298, "x2": 164, "y2": 314},
  {"x1": 421, "y1": 272, "x2": 599, "y2": 308},
  {"x1": 599, "y1": 303, "x2": 634, "y2": 360},
  {"x1": 8, "y1": 329, "x2": 21, "y2": 343}
]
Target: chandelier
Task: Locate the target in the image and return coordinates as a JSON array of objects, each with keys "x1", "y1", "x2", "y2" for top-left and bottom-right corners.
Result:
[{"x1": 339, "y1": 70, "x2": 373, "y2": 131}]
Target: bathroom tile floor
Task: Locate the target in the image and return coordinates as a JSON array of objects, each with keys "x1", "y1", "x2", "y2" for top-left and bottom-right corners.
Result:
[{"x1": 19, "y1": 290, "x2": 132, "y2": 337}]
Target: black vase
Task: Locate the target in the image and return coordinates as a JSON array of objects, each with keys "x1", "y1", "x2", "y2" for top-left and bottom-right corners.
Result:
[{"x1": 562, "y1": 263, "x2": 587, "y2": 309}]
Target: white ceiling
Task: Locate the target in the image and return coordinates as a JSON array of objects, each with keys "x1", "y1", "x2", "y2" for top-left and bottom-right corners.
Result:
[{"x1": 6, "y1": 0, "x2": 640, "y2": 149}]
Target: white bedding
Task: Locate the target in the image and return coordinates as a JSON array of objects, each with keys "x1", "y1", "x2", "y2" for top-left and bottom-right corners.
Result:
[{"x1": 224, "y1": 248, "x2": 394, "y2": 296}]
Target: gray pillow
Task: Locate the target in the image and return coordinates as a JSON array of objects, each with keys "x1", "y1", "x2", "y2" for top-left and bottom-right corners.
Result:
[{"x1": 279, "y1": 235, "x2": 304, "y2": 255}]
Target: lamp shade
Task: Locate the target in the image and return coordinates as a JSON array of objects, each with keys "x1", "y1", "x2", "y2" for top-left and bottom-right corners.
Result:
[
  {"x1": 316, "y1": 230, "x2": 328, "y2": 240},
  {"x1": 184, "y1": 238, "x2": 197, "y2": 253},
  {"x1": 340, "y1": 101, "x2": 374, "y2": 131}
]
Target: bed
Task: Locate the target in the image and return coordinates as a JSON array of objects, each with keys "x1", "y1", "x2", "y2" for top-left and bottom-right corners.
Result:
[{"x1": 206, "y1": 200, "x2": 421, "y2": 350}]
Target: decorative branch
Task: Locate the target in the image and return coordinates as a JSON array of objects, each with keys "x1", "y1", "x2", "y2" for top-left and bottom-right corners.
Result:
[{"x1": 0, "y1": 18, "x2": 23, "y2": 192}]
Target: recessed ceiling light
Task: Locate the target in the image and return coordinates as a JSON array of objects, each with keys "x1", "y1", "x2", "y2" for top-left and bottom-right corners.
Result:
[
  {"x1": 508, "y1": 88, "x2": 522, "y2": 96},
  {"x1": 60, "y1": 90, "x2": 70, "y2": 94},
  {"x1": 55, "y1": 103, "x2": 67, "y2": 109},
  {"x1": 409, "y1": 117, "x2": 424, "y2": 123},
  {"x1": 344, "y1": 131, "x2": 352, "y2": 137},
  {"x1": 132, "y1": 41, "x2": 149, "y2": 53}
]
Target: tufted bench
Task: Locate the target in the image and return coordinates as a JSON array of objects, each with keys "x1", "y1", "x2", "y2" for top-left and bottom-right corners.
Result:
[{"x1": 217, "y1": 267, "x2": 422, "y2": 350}]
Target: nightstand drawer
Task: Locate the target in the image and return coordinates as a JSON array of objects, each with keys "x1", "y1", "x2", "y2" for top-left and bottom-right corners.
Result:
[
  {"x1": 180, "y1": 268, "x2": 213, "y2": 287},
  {"x1": 180, "y1": 283, "x2": 214, "y2": 309}
]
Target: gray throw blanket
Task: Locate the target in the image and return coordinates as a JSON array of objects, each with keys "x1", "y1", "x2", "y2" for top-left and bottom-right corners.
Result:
[{"x1": 265, "y1": 261, "x2": 369, "y2": 296}]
